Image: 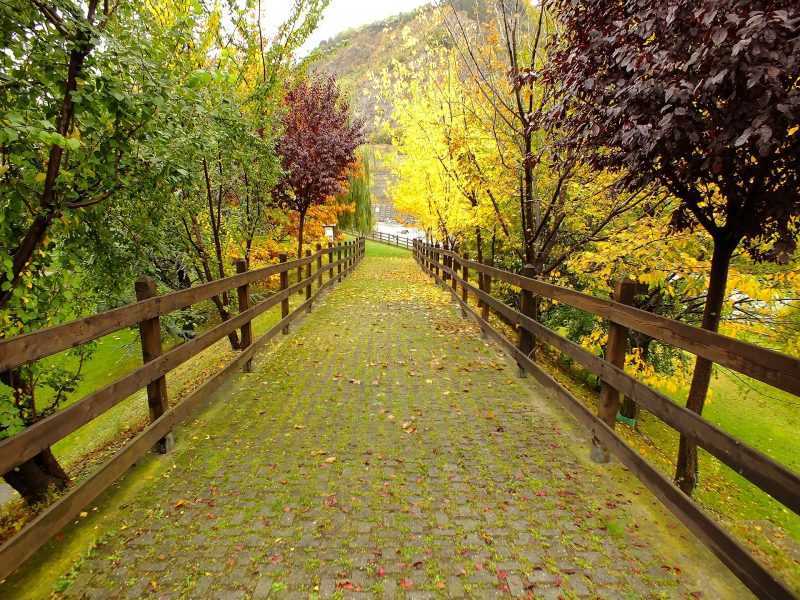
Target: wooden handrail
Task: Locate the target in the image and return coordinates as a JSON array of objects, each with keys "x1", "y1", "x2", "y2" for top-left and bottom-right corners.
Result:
[
  {"x1": 414, "y1": 240, "x2": 798, "y2": 600},
  {"x1": 443, "y1": 261, "x2": 800, "y2": 515},
  {"x1": 362, "y1": 230, "x2": 416, "y2": 249},
  {"x1": 0, "y1": 250, "x2": 329, "y2": 372},
  {"x1": 425, "y1": 245, "x2": 800, "y2": 397},
  {"x1": 0, "y1": 238, "x2": 366, "y2": 581}
]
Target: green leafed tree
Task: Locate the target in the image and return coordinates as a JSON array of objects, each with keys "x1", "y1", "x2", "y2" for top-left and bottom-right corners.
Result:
[{"x1": 337, "y1": 150, "x2": 374, "y2": 235}]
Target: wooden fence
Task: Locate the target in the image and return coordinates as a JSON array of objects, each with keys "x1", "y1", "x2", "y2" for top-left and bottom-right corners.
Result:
[
  {"x1": 365, "y1": 230, "x2": 416, "y2": 249},
  {"x1": 414, "y1": 240, "x2": 799, "y2": 600},
  {"x1": 0, "y1": 238, "x2": 366, "y2": 580}
]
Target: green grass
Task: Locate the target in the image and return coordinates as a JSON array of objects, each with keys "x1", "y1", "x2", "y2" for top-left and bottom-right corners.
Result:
[
  {"x1": 364, "y1": 239, "x2": 411, "y2": 258},
  {"x1": 631, "y1": 368, "x2": 800, "y2": 578},
  {"x1": 46, "y1": 329, "x2": 144, "y2": 469}
]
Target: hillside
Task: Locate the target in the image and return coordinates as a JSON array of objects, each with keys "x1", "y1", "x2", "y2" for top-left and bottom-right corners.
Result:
[{"x1": 310, "y1": 0, "x2": 488, "y2": 222}]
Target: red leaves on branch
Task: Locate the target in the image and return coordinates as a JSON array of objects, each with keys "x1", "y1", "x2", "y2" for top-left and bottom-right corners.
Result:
[
  {"x1": 543, "y1": 0, "x2": 800, "y2": 263},
  {"x1": 274, "y1": 74, "x2": 365, "y2": 225}
]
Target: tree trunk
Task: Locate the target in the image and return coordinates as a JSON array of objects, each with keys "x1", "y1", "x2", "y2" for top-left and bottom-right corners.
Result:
[
  {"x1": 674, "y1": 240, "x2": 735, "y2": 495},
  {"x1": 620, "y1": 333, "x2": 652, "y2": 422},
  {"x1": 3, "y1": 448, "x2": 69, "y2": 505},
  {"x1": 297, "y1": 210, "x2": 306, "y2": 292},
  {"x1": 475, "y1": 226, "x2": 484, "y2": 300},
  {"x1": 0, "y1": 369, "x2": 70, "y2": 505}
]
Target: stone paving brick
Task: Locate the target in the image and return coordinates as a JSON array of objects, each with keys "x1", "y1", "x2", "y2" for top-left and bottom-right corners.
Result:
[{"x1": 46, "y1": 253, "x2": 745, "y2": 599}]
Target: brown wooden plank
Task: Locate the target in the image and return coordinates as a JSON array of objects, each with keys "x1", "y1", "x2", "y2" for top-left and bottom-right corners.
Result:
[
  {"x1": 0, "y1": 254, "x2": 322, "y2": 372},
  {"x1": 594, "y1": 279, "x2": 636, "y2": 462},
  {"x1": 448, "y1": 268, "x2": 800, "y2": 516},
  {"x1": 134, "y1": 277, "x2": 173, "y2": 454},
  {"x1": 427, "y1": 251, "x2": 800, "y2": 397},
  {"x1": 236, "y1": 259, "x2": 254, "y2": 373},
  {"x1": 436, "y1": 273, "x2": 795, "y2": 600}
]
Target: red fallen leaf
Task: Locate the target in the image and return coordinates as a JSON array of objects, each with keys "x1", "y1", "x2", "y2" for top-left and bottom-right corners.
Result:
[
  {"x1": 268, "y1": 554, "x2": 283, "y2": 564},
  {"x1": 474, "y1": 562, "x2": 484, "y2": 572},
  {"x1": 337, "y1": 580, "x2": 355, "y2": 591},
  {"x1": 535, "y1": 491, "x2": 547, "y2": 497},
  {"x1": 324, "y1": 495, "x2": 338, "y2": 508},
  {"x1": 377, "y1": 567, "x2": 386, "y2": 578},
  {"x1": 496, "y1": 569, "x2": 508, "y2": 581},
  {"x1": 400, "y1": 579, "x2": 414, "y2": 590},
  {"x1": 553, "y1": 575, "x2": 563, "y2": 587}
]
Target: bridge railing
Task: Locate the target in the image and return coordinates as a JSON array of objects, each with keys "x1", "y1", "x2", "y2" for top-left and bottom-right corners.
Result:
[
  {"x1": 0, "y1": 238, "x2": 366, "y2": 579},
  {"x1": 363, "y1": 230, "x2": 416, "y2": 249},
  {"x1": 414, "y1": 240, "x2": 799, "y2": 600}
]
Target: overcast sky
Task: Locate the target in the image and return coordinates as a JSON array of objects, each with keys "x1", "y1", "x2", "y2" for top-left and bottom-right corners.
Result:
[{"x1": 263, "y1": 0, "x2": 432, "y2": 55}]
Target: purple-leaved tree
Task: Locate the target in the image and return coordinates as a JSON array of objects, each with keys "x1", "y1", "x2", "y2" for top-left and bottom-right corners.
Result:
[
  {"x1": 543, "y1": 1, "x2": 800, "y2": 494},
  {"x1": 274, "y1": 75, "x2": 364, "y2": 267}
]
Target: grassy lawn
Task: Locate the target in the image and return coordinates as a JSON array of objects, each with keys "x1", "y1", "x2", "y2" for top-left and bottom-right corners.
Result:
[
  {"x1": 631, "y1": 368, "x2": 800, "y2": 581},
  {"x1": 364, "y1": 238, "x2": 411, "y2": 258}
]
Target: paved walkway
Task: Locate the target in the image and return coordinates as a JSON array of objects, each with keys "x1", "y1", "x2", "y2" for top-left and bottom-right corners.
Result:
[{"x1": 44, "y1": 249, "x2": 742, "y2": 599}]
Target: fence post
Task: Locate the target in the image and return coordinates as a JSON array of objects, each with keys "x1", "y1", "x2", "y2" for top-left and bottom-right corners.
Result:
[
  {"x1": 434, "y1": 243, "x2": 441, "y2": 281},
  {"x1": 305, "y1": 249, "x2": 312, "y2": 312},
  {"x1": 316, "y1": 243, "x2": 323, "y2": 290},
  {"x1": 427, "y1": 243, "x2": 432, "y2": 275},
  {"x1": 297, "y1": 250, "x2": 303, "y2": 296},
  {"x1": 348, "y1": 241, "x2": 353, "y2": 271},
  {"x1": 328, "y1": 242, "x2": 334, "y2": 281},
  {"x1": 423, "y1": 243, "x2": 428, "y2": 273},
  {"x1": 480, "y1": 258, "x2": 492, "y2": 338},
  {"x1": 134, "y1": 277, "x2": 174, "y2": 454},
  {"x1": 235, "y1": 259, "x2": 254, "y2": 373},
  {"x1": 517, "y1": 264, "x2": 537, "y2": 378},
  {"x1": 461, "y1": 252, "x2": 469, "y2": 318},
  {"x1": 451, "y1": 252, "x2": 458, "y2": 294},
  {"x1": 592, "y1": 278, "x2": 637, "y2": 463},
  {"x1": 337, "y1": 242, "x2": 342, "y2": 282},
  {"x1": 280, "y1": 254, "x2": 290, "y2": 335}
]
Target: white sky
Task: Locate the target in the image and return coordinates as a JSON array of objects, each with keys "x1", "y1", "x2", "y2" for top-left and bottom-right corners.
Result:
[{"x1": 263, "y1": 0, "x2": 432, "y2": 55}]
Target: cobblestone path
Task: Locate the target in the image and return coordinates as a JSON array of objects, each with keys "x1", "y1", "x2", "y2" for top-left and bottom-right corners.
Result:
[{"x1": 45, "y1": 248, "x2": 743, "y2": 599}]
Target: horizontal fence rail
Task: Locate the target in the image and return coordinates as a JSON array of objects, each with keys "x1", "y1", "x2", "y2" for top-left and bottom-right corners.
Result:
[
  {"x1": 413, "y1": 240, "x2": 799, "y2": 600},
  {"x1": 0, "y1": 238, "x2": 366, "y2": 580},
  {"x1": 363, "y1": 230, "x2": 417, "y2": 249}
]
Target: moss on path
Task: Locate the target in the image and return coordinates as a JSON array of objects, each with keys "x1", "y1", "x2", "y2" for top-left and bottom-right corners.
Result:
[{"x1": 4, "y1": 250, "x2": 747, "y2": 599}]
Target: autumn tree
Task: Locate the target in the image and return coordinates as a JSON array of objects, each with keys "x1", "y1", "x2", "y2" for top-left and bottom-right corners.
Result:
[
  {"x1": 0, "y1": 0, "x2": 198, "y2": 503},
  {"x1": 544, "y1": 0, "x2": 800, "y2": 494},
  {"x1": 275, "y1": 75, "x2": 364, "y2": 265}
]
